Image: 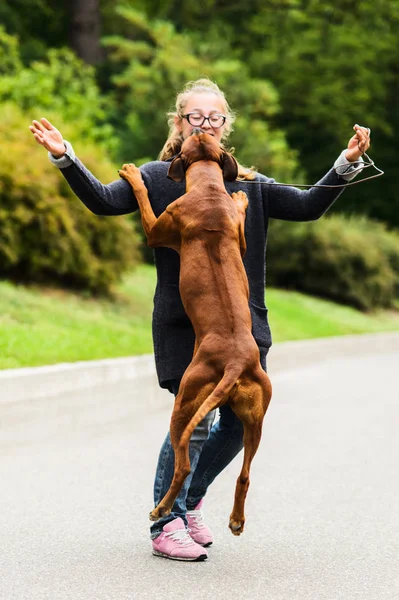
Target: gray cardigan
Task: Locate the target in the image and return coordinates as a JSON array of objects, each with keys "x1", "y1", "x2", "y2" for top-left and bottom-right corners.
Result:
[{"x1": 50, "y1": 144, "x2": 360, "y2": 390}]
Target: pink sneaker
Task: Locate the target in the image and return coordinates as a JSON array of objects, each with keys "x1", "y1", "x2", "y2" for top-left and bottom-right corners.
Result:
[
  {"x1": 152, "y1": 518, "x2": 208, "y2": 561},
  {"x1": 187, "y1": 499, "x2": 214, "y2": 547}
]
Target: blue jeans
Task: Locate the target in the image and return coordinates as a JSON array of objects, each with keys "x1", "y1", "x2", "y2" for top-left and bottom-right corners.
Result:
[{"x1": 150, "y1": 379, "x2": 245, "y2": 538}]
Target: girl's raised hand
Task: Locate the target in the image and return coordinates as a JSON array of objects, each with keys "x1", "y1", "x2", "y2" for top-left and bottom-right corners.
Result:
[
  {"x1": 29, "y1": 118, "x2": 66, "y2": 158},
  {"x1": 345, "y1": 124, "x2": 371, "y2": 162}
]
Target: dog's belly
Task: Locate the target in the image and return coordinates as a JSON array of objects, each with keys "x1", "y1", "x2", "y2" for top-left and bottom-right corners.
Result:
[{"x1": 178, "y1": 238, "x2": 255, "y2": 351}]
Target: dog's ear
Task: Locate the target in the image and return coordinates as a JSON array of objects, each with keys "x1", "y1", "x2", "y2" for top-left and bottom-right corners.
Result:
[
  {"x1": 167, "y1": 154, "x2": 185, "y2": 182},
  {"x1": 222, "y1": 152, "x2": 238, "y2": 182}
]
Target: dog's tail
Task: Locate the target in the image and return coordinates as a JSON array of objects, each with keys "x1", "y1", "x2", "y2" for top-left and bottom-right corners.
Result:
[{"x1": 179, "y1": 367, "x2": 240, "y2": 449}]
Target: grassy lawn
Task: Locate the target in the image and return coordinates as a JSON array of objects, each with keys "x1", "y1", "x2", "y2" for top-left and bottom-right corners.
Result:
[
  {"x1": 1, "y1": 264, "x2": 398, "y2": 370},
  {"x1": 267, "y1": 288, "x2": 399, "y2": 341}
]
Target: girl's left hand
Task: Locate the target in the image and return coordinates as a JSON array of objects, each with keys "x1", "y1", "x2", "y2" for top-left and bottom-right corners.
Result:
[{"x1": 345, "y1": 124, "x2": 371, "y2": 162}]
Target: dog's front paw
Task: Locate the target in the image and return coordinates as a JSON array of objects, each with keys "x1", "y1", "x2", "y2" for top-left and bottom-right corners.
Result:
[
  {"x1": 231, "y1": 190, "x2": 248, "y2": 211},
  {"x1": 118, "y1": 163, "x2": 142, "y2": 185}
]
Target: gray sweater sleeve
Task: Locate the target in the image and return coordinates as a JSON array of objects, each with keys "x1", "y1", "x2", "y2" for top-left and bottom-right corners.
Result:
[
  {"x1": 48, "y1": 141, "x2": 139, "y2": 216},
  {"x1": 267, "y1": 150, "x2": 364, "y2": 221},
  {"x1": 266, "y1": 167, "x2": 344, "y2": 221}
]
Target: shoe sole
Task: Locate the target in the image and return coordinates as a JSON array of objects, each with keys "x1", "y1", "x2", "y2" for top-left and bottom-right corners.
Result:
[
  {"x1": 152, "y1": 550, "x2": 207, "y2": 561},
  {"x1": 190, "y1": 539, "x2": 213, "y2": 547}
]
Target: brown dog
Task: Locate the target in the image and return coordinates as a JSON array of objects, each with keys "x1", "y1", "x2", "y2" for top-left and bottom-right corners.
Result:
[{"x1": 119, "y1": 132, "x2": 272, "y2": 535}]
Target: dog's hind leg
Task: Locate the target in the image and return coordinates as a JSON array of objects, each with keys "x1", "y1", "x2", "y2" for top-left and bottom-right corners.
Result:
[
  {"x1": 149, "y1": 362, "x2": 240, "y2": 522},
  {"x1": 149, "y1": 363, "x2": 217, "y2": 522},
  {"x1": 228, "y1": 419, "x2": 262, "y2": 536},
  {"x1": 228, "y1": 375, "x2": 272, "y2": 535}
]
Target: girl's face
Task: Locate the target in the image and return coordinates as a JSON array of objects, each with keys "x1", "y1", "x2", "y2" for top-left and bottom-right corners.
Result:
[{"x1": 175, "y1": 92, "x2": 227, "y2": 144}]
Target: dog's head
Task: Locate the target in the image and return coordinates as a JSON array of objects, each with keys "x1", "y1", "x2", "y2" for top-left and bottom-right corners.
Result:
[{"x1": 167, "y1": 130, "x2": 238, "y2": 183}]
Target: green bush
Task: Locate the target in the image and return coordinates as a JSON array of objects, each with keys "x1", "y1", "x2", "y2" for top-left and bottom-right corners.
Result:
[
  {"x1": 0, "y1": 40, "x2": 116, "y2": 154},
  {"x1": 267, "y1": 215, "x2": 399, "y2": 311},
  {"x1": 0, "y1": 103, "x2": 139, "y2": 293},
  {"x1": 0, "y1": 25, "x2": 22, "y2": 75}
]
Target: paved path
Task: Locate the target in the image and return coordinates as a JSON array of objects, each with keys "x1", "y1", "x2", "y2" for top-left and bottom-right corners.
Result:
[{"x1": 1, "y1": 345, "x2": 398, "y2": 599}]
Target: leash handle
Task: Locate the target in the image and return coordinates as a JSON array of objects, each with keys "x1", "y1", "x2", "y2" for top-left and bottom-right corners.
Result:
[{"x1": 238, "y1": 152, "x2": 384, "y2": 189}]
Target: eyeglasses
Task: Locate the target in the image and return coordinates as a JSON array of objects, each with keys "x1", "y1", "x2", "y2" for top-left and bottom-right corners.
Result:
[{"x1": 183, "y1": 112, "x2": 226, "y2": 129}]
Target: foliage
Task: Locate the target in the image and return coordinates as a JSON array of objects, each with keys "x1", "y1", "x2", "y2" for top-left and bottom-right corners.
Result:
[
  {"x1": 1, "y1": 2, "x2": 398, "y2": 224},
  {"x1": 267, "y1": 215, "x2": 399, "y2": 311},
  {"x1": 0, "y1": 25, "x2": 22, "y2": 75},
  {"x1": 0, "y1": 103, "x2": 139, "y2": 293},
  {"x1": 102, "y1": 7, "x2": 301, "y2": 180},
  {"x1": 0, "y1": 0, "x2": 398, "y2": 298},
  {"x1": 0, "y1": 39, "x2": 117, "y2": 153},
  {"x1": 248, "y1": 1, "x2": 399, "y2": 225},
  {"x1": 0, "y1": 0, "x2": 68, "y2": 62},
  {"x1": 136, "y1": 0, "x2": 399, "y2": 226}
]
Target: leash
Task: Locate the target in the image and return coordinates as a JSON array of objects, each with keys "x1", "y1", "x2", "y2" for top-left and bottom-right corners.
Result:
[{"x1": 236, "y1": 151, "x2": 384, "y2": 189}]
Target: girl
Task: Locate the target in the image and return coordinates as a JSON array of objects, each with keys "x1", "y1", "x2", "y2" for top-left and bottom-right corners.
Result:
[{"x1": 30, "y1": 78, "x2": 370, "y2": 562}]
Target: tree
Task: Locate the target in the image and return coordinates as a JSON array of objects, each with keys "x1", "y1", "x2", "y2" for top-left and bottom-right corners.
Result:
[
  {"x1": 137, "y1": 0, "x2": 399, "y2": 227},
  {"x1": 243, "y1": 0, "x2": 399, "y2": 226},
  {"x1": 0, "y1": 41, "x2": 115, "y2": 152},
  {"x1": 68, "y1": 0, "x2": 103, "y2": 64},
  {"x1": 0, "y1": 0, "x2": 68, "y2": 62},
  {"x1": 102, "y1": 6, "x2": 301, "y2": 180}
]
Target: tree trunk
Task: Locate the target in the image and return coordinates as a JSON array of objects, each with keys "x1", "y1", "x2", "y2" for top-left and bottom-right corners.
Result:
[{"x1": 68, "y1": 0, "x2": 103, "y2": 65}]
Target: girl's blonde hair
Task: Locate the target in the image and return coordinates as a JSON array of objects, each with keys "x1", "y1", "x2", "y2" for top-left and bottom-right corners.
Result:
[{"x1": 159, "y1": 78, "x2": 256, "y2": 180}]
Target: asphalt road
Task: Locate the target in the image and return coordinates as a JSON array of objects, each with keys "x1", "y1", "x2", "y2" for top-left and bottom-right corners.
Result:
[{"x1": 1, "y1": 347, "x2": 398, "y2": 600}]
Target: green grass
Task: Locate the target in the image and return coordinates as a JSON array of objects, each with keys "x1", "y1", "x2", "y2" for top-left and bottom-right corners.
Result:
[
  {"x1": 266, "y1": 288, "x2": 399, "y2": 341},
  {"x1": 1, "y1": 264, "x2": 398, "y2": 369},
  {"x1": 0, "y1": 265, "x2": 157, "y2": 370}
]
